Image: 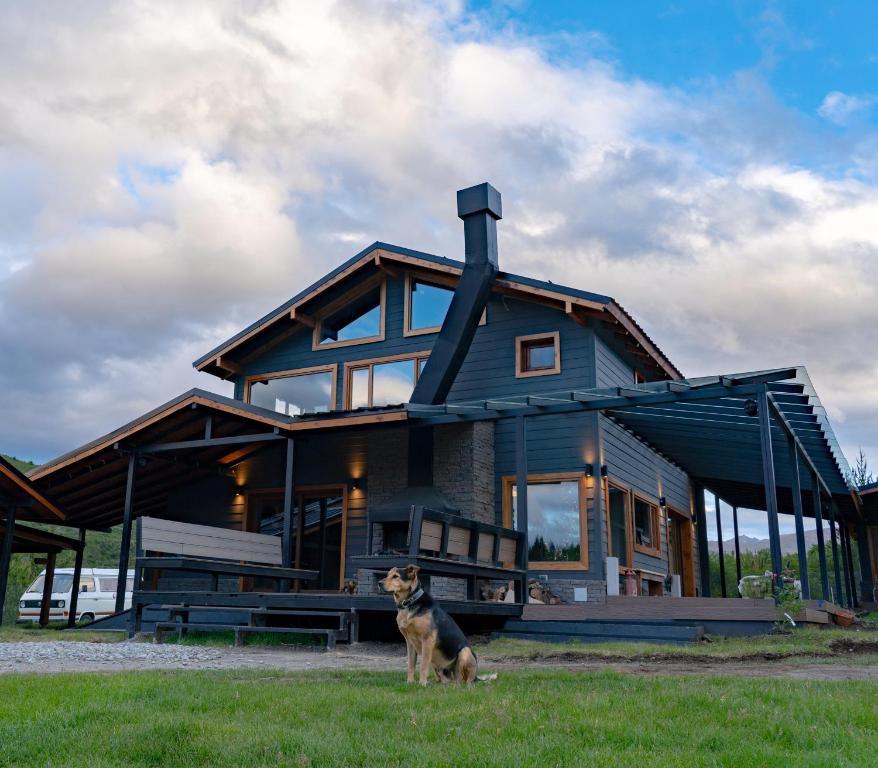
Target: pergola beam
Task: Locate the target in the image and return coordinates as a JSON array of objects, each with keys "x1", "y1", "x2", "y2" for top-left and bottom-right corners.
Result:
[{"x1": 133, "y1": 432, "x2": 286, "y2": 454}]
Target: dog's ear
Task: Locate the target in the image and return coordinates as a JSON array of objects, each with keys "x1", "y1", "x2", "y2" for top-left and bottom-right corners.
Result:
[{"x1": 405, "y1": 564, "x2": 420, "y2": 580}]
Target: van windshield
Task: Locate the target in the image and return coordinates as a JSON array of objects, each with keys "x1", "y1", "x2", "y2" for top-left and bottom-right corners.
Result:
[{"x1": 26, "y1": 574, "x2": 74, "y2": 594}]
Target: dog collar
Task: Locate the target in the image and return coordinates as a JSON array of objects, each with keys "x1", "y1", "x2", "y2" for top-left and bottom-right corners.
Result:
[{"x1": 399, "y1": 587, "x2": 424, "y2": 609}]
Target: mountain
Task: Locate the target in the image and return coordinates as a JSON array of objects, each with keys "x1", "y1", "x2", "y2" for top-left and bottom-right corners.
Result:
[
  {"x1": 708, "y1": 529, "x2": 831, "y2": 555},
  {"x1": 1, "y1": 454, "x2": 38, "y2": 473}
]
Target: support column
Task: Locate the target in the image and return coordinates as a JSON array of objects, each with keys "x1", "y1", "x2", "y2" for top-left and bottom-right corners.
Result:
[
  {"x1": 66, "y1": 529, "x2": 87, "y2": 628},
  {"x1": 115, "y1": 452, "x2": 137, "y2": 614},
  {"x1": 828, "y1": 507, "x2": 844, "y2": 606},
  {"x1": 714, "y1": 494, "x2": 726, "y2": 597},
  {"x1": 318, "y1": 498, "x2": 328, "y2": 590},
  {"x1": 0, "y1": 504, "x2": 17, "y2": 627},
  {"x1": 693, "y1": 483, "x2": 710, "y2": 597},
  {"x1": 38, "y1": 551, "x2": 57, "y2": 627},
  {"x1": 591, "y1": 413, "x2": 606, "y2": 581},
  {"x1": 515, "y1": 415, "x2": 529, "y2": 603},
  {"x1": 281, "y1": 437, "x2": 295, "y2": 569},
  {"x1": 856, "y1": 523, "x2": 874, "y2": 606},
  {"x1": 787, "y1": 440, "x2": 810, "y2": 600},
  {"x1": 732, "y1": 505, "x2": 742, "y2": 589},
  {"x1": 811, "y1": 476, "x2": 829, "y2": 601},
  {"x1": 842, "y1": 524, "x2": 858, "y2": 608},
  {"x1": 514, "y1": 415, "x2": 529, "y2": 545},
  {"x1": 757, "y1": 389, "x2": 783, "y2": 591}
]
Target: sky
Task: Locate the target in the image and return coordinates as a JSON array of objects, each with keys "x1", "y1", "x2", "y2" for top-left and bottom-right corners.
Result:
[{"x1": 1, "y1": 1, "x2": 877, "y2": 518}]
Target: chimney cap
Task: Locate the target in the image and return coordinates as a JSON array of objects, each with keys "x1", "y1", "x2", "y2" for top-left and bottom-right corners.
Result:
[{"x1": 457, "y1": 182, "x2": 502, "y2": 220}]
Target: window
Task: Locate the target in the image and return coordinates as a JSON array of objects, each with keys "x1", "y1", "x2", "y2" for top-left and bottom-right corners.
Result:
[
  {"x1": 633, "y1": 496, "x2": 661, "y2": 556},
  {"x1": 404, "y1": 272, "x2": 487, "y2": 336},
  {"x1": 607, "y1": 483, "x2": 630, "y2": 566},
  {"x1": 345, "y1": 353, "x2": 429, "y2": 408},
  {"x1": 27, "y1": 574, "x2": 74, "y2": 594},
  {"x1": 98, "y1": 577, "x2": 134, "y2": 593},
  {"x1": 515, "y1": 332, "x2": 561, "y2": 377},
  {"x1": 246, "y1": 366, "x2": 336, "y2": 416},
  {"x1": 502, "y1": 473, "x2": 588, "y2": 569},
  {"x1": 313, "y1": 281, "x2": 385, "y2": 349},
  {"x1": 79, "y1": 577, "x2": 96, "y2": 593}
]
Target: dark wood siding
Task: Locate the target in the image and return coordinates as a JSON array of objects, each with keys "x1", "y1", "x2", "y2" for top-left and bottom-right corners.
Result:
[
  {"x1": 595, "y1": 331, "x2": 636, "y2": 388},
  {"x1": 600, "y1": 414, "x2": 690, "y2": 574}
]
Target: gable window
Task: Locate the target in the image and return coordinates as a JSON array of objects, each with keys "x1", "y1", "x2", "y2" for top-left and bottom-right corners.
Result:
[
  {"x1": 345, "y1": 352, "x2": 429, "y2": 409},
  {"x1": 314, "y1": 281, "x2": 385, "y2": 350},
  {"x1": 246, "y1": 366, "x2": 337, "y2": 416},
  {"x1": 502, "y1": 473, "x2": 588, "y2": 570},
  {"x1": 515, "y1": 332, "x2": 561, "y2": 378},
  {"x1": 633, "y1": 495, "x2": 661, "y2": 556},
  {"x1": 404, "y1": 272, "x2": 487, "y2": 336}
]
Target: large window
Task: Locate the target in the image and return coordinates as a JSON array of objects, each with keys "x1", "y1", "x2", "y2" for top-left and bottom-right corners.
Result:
[
  {"x1": 246, "y1": 366, "x2": 336, "y2": 416},
  {"x1": 503, "y1": 473, "x2": 588, "y2": 569},
  {"x1": 404, "y1": 272, "x2": 487, "y2": 336},
  {"x1": 345, "y1": 353, "x2": 429, "y2": 409},
  {"x1": 515, "y1": 332, "x2": 561, "y2": 377},
  {"x1": 633, "y1": 496, "x2": 661, "y2": 556},
  {"x1": 314, "y1": 281, "x2": 385, "y2": 349}
]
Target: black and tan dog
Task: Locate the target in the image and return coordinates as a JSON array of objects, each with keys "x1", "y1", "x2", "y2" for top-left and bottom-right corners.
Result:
[{"x1": 380, "y1": 564, "x2": 482, "y2": 686}]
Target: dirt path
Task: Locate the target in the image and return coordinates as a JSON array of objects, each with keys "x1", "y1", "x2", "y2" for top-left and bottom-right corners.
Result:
[{"x1": 2, "y1": 640, "x2": 878, "y2": 680}]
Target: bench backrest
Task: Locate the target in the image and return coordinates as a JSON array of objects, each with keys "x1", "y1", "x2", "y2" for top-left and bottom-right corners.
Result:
[
  {"x1": 140, "y1": 517, "x2": 282, "y2": 565},
  {"x1": 411, "y1": 507, "x2": 525, "y2": 570}
]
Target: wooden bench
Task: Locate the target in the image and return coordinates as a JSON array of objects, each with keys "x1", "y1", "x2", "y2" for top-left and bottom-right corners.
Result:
[
  {"x1": 130, "y1": 517, "x2": 318, "y2": 636},
  {"x1": 352, "y1": 506, "x2": 527, "y2": 603}
]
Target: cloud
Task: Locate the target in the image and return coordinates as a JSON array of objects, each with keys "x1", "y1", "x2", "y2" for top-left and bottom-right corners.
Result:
[
  {"x1": 0, "y1": 1, "x2": 876, "y2": 472},
  {"x1": 818, "y1": 90, "x2": 877, "y2": 125}
]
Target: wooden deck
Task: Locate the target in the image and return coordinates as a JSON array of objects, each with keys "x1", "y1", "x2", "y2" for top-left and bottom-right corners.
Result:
[{"x1": 521, "y1": 596, "x2": 841, "y2": 626}]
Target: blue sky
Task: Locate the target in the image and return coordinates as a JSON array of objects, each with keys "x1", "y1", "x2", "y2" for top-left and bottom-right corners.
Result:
[
  {"x1": 0, "y1": 1, "x2": 876, "y2": 500},
  {"x1": 471, "y1": 1, "x2": 878, "y2": 122}
]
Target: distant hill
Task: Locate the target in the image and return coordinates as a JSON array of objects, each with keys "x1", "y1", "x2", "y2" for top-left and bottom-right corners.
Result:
[
  {"x1": 1, "y1": 454, "x2": 38, "y2": 474},
  {"x1": 709, "y1": 529, "x2": 831, "y2": 556}
]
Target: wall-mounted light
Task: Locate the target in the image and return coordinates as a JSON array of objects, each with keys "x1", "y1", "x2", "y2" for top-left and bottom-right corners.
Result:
[
  {"x1": 659, "y1": 496, "x2": 667, "y2": 508},
  {"x1": 351, "y1": 478, "x2": 361, "y2": 491},
  {"x1": 600, "y1": 465, "x2": 608, "y2": 478},
  {"x1": 585, "y1": 464, "x2": 594, "y2": 477},
  {"x1": 744, "y1": 398, "x2": 758, "y2": 417}
]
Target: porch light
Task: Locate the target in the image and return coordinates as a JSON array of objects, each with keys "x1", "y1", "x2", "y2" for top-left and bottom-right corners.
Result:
[
  {"x1": 659, "y1": 496, "x2": 667, "y2": 508},
  {"x1": 351, "y1": 478, "x2": 361, "y2": 491},
  {"x1": 585, "y1": 464, "x2": 593, "y2": 477},
  {"x1": 600, "y1": 465, "x2": 608, "y2": 478},
  {"x1": 744, "y1": 398, "x2": 758, "y2": 417}
]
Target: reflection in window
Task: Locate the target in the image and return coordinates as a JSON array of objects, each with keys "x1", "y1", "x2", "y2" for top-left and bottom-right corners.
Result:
[
  {"x1": 409, "y1": 279, "x2": 453, "y2": 331},
  {"x1": 511, "y1": 479, "x2": 582, "y2": 564},
  {"x1": 634, "y1": 497, "x2": 658, "y2": 550},
  {"x1": 347, "y1": 355, "x2": 428, "y2": 408},
  {"x1": 608, "y1": 485, "x2": 629, "y2": 564},
  {"x1": 249, "y1": 370, "x2": 334, "y2": 416},
  {"x1": 318, "y1": 285, "x2": 382, "y2": 346}
]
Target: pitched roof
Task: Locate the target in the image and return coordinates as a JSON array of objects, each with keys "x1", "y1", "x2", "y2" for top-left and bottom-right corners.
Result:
[
  {"x1": 192, "y1": 241, "x2": 682, "y2": 381},
  {"x1": 0, "y1": 454, "x2": 66, "y2": 522}
]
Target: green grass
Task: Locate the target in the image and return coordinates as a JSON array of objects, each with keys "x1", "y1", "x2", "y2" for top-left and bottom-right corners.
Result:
[
  {"x1": 1, "y1": 669, "x2": 875, "y2": 767},
  {"x1": 0, "y1": 624, "x2": 125, "y2": 643},
  {"x1": 480, "y1": 627, "x2": 878, "y2": 663}
]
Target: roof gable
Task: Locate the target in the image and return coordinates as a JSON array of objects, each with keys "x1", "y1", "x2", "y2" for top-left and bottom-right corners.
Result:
[{"x1": 193, "y1": 241, "x2": 682, "y2": 381}]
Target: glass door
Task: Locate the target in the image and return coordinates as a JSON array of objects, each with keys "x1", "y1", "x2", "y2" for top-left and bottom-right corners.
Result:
[{"x1": 607, "y1": 484, "x2": 631, "y2": 567}]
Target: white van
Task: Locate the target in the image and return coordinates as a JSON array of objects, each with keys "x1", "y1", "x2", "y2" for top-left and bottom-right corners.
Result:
[{"x1": 17, "y1": 568, "x2": 134, "y2": 624}]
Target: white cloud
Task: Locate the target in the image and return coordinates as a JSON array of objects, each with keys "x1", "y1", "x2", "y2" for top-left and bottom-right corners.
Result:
[
  {"x1": 818, "y1": 90, "x2": 877, "y2": 125},
  {"x1": 0, "y1": 1, "x2": 876, "y2": 470}
]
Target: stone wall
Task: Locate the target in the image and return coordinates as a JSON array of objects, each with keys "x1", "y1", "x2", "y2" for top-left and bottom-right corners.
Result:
[{"x1": 433, "y1": 421, "x2": 495, "y2": 523}]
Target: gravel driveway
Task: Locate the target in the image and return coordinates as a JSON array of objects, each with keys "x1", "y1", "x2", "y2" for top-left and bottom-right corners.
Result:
[{"x1": 3, "y1": 639, "x2": 878, "y2": 680}]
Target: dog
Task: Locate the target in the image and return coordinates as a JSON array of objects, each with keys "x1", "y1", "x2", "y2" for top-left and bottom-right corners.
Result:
[
  {"x1": 341, "y1": 579, "x2": 358, "y2": 595},
  {"x1": 380, "y1": 564, "x2": 484, "y2": 686}
]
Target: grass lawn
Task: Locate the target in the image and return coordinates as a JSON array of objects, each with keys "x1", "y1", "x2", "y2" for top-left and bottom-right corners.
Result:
[{"x1": 1, "y1": 669, "x2": 876, "y2": 767}]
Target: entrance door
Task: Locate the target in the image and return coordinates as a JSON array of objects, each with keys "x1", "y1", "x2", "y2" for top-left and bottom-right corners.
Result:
[{"x1": 667, "y1": 511, "x2": 696, "y2": 596}]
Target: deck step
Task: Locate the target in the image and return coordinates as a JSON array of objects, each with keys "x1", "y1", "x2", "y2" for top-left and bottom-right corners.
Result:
[
  {"x1": 154, "y1": 621, "x2": 343, "y2": 649},
  {"x1": 496, "y1": 619, "x2": 704, "y2": 644}
]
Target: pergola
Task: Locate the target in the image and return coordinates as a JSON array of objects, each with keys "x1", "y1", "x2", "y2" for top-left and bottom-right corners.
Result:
[
  {"x1": 407, "y1": 367, "x2": 868, "y2": 607},
  {"x1": 0, "y1": 456, "x2": 82, "y2": 626}
]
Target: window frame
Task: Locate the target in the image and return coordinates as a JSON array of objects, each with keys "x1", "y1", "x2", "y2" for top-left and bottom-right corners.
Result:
[
  {"x1": 244, "y1": 364, "x2": 338, "y2": 414},
  {"x1": 604, "y1": 477, "x2": 634, "y2": 570},
  {"x1": 342, "y1": 350, "x2": 431, "y2": 409},
  {"x1": 632, "y1": 493, "x2": 662, "y2": 558},
  {"x1": 515, "y1": 331, "x2": 561, "y2": 378},
  {"x1": 501, "y1": 471, "x2": 589, "y2": 571},
  {"x1": 311, "y1": 277, "x2": 387, "y2": 351},
  {"x1": 403, "y1": 271, "x2": 487, "y2": 337}
]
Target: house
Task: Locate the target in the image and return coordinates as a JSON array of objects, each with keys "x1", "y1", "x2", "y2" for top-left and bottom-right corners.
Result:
[{"x1": 4, "y1": 183, "x2": 874, "y2": 640}]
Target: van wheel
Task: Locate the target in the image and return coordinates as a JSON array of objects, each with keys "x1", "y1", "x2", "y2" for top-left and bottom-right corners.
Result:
[{"x1": 79, "y1": 613, "x2": 95, "y2": 624}]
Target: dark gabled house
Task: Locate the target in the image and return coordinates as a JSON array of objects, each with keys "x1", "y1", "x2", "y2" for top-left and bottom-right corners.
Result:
[{"x1": 7, "y1": 183, "x2": 874, "y2": 640}]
